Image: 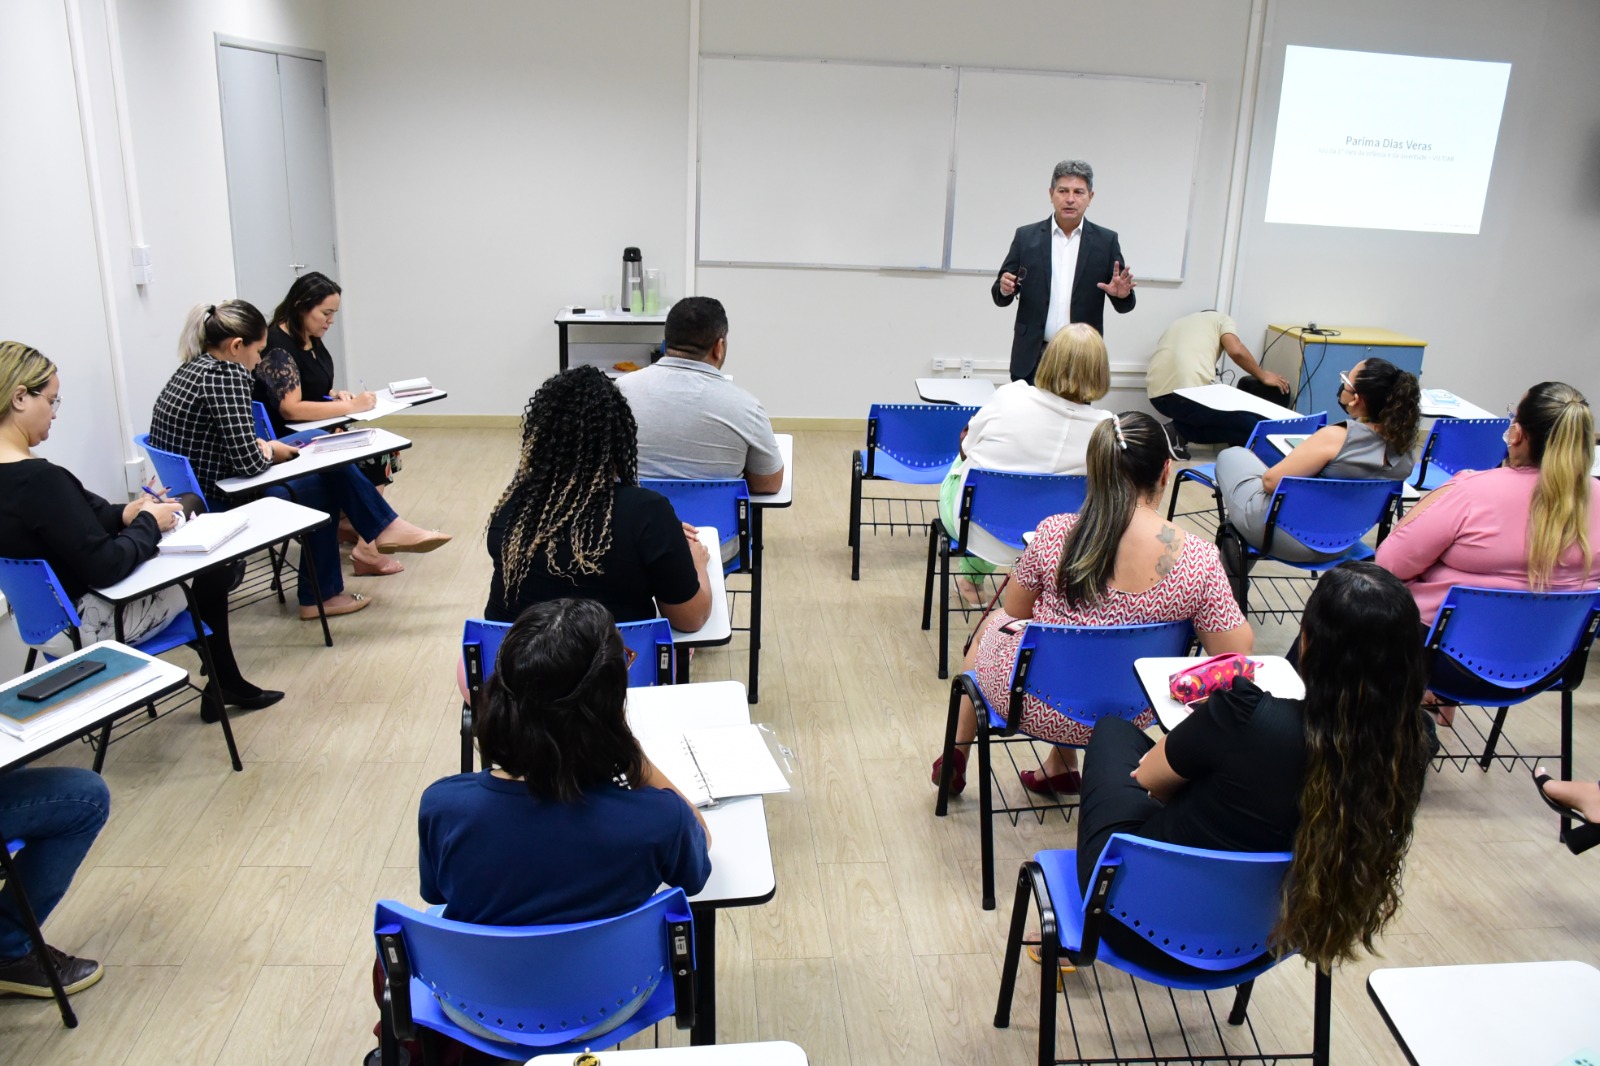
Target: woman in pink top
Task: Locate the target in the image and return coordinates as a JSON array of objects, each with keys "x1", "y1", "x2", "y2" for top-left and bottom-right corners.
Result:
[
  {"x1": 931, "y1": 412, "x2": 1252, "y2": 796},
  {"x1": 1376, "y1": 381, "x2": 1599, "y2": 625}
]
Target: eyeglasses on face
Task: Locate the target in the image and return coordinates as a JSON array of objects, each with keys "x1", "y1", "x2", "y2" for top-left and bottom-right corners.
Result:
[
  {"x1": 28, "y1": 389, "x2": 60, "y2": 413},
  {"x1": 1338, "y1": 371, "x2": 1355, "y2": 394}
]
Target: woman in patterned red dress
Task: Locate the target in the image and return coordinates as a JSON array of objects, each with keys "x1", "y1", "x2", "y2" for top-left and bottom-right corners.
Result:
[{"x1": 932, "y1": 412, "x2": 1253, "y2": 796}]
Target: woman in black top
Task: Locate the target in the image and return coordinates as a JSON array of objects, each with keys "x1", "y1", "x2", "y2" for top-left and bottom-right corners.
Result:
[
  {"x1": 485, "y1": 367, "x2": 712, "y2": 629},
  {"x1": 1075, "y1": 561, "x2": 1430, "y2": 972},
  {"x1": 0, "y1": 341, "x2": 281, "y2": 713},
  {"x1": 253, "y1": 272, "x2": 403, "y2": 577}
]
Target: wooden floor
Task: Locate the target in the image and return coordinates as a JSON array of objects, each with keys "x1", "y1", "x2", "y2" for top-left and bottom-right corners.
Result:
[{"x1": 4, "y1": 425, "x2": 1597, "y2": 1064}]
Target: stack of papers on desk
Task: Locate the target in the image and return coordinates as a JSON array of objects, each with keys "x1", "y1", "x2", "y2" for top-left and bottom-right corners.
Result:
[
  {"x1": 634, "y1": 724, "x2": 791, "y2": 808},
  {"x1": 302, "y1": 428, "x2": 379, "y2": 451},
  {"x1": 158, "y1": 511, "x2": 249, "y2": 555},
  {"x1": 388, "y1": 377, "x2": 433, "y2": 398},
  {"x1": 1422, "y1": 388, "x2": 1462, "y2": 408}
]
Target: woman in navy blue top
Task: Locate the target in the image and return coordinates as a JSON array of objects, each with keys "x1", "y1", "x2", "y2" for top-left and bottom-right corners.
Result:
[{"x1": 418, "y1": 597, "x2": 711, "y2": 926}]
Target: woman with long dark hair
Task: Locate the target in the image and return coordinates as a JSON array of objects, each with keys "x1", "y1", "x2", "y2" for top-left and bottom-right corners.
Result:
[
  {"x1": 485, "y1": 366, "x2": 711, "y2": 630},
  {"x1": 1075, "y1": 561, "x2": 1430, "y2": 971},
  {"x1": 150, "y1": 301, "x2": 449, "y2": 621},
  {"x1": 932, "y1": 412, "x2": 1252, "y2": 796},
  {"x1": 1217, "y1": 356, "x2": 1421, "y2": 561}
]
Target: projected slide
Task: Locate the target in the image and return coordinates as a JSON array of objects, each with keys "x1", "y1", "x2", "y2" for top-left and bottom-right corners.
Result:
[{"x1": 1264, "y1": 46, "x2": 1511, "y2": 234}]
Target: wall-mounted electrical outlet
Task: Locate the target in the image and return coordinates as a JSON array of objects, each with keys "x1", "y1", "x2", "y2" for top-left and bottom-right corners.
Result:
[
  {"x1": 960, "y1": 358, "x2": 975, "y2": 377},
  {"x1": 931, "y1": 357, "x2": 948, "y2": 372}
]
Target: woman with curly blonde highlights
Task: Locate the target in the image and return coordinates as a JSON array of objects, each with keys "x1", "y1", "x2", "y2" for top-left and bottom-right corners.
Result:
[
  {"x1": 1075, "y1": 561, "x2": 1428, "y2": 972},
  {"x1": 484, "y1": 367, "x2": 711, "y2": 630}
]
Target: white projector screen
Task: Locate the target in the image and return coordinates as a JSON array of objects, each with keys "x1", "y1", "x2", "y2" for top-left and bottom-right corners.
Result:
[{"x1": 1264, "y1": 46, "x2": 1511, "y2": 234}]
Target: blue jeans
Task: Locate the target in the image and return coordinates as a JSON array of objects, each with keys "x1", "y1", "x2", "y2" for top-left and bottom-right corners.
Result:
[
  {"x1": 267, "y1": 466, "x2": 399, "y2": 606},
  {"x1": 0, "y1": 767, "x2": 111, "y2": 960}
]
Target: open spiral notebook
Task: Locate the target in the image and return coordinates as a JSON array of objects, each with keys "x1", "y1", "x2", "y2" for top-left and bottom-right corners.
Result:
[{"x1": 634, "y1": 724, "x2": 791, "y2": 808}]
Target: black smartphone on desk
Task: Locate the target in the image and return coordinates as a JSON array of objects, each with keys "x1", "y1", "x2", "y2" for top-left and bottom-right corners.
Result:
[{"x1": 17, "y1": 660, "x2": 106, "y2": 702}]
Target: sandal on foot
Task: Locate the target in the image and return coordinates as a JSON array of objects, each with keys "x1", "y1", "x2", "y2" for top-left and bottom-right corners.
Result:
[
  {"x1": 352, "y1": 554, "x2": 405, "y2": 576},
  {"x1": 1020, "y1": 768, "x2": 1082, "y2": 796},
  {"x1": 375, "y1": 530, "x2": 451, "y2": 555},
  {"x1": 932, "y1": 747, "x2": 968, "y2": 794},
  {"x1": 1532, "y1": 767, "x2": 1591, "y2": 823},
  {"x1": 1532, "y1": 768, "x2": 1600, "y2": 856},
  {"x1": 299, "y1": 593, "x2": 370, "y2": 620}
]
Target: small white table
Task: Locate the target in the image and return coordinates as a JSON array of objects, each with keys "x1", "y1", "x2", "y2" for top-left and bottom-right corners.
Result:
[
  {"x1": 285, "y1": 386, "x2": 450, "y2": 434},
  {"x1": 670, "y1": 527, "x2": 732, "y2": 681},
  {"x1": 215, "y1": 427, "x2": 414, "y2": 495},
  {"x1": 742, "y1": 434, "x2": 793, "y2": 703},
  {"x1": 1175, "y1": 383, "x2": 1301, "y2": 421},
  {"x1": 0, "y1": 642, "x2": 189, "y2": 772},
  {"x1": 528, "y1": 1042, "x2": 807, "y2": 1065},
  {"x1": 916, "y1": 377, "x2": 996, "y2": 406},
  {"x1": 1134, "y1": 655, "x2": 1305, "y2": 733},
  {"x1": 625, "y1": 681, "x2": 777, "y2": 1046},
  {"x1": 1368, "y1": 961, "x2": 1600, "y2": 1066}
]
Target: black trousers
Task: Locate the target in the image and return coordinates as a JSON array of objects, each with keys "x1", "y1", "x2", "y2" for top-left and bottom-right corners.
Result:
[{"x1": 1150, "y1": 392, "x2": 1265, "y2": 448}]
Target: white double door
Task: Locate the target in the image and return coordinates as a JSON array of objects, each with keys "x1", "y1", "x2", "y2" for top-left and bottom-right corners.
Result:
[{"x1": 217, "y1": 42, "x2": 343, "y2": 375}]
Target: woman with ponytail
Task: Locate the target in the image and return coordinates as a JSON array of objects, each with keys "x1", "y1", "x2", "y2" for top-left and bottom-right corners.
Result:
[
  {"x1": 151, "y1": 301, "x2": 450, "y2": 622},
  {"x1": 1378, "y1": 380, "x2": 1600, "y2": 623},
  {"x1": 932, "y1": 412, "x2": 1252, "y2": 796},
  {"x1": 1075, "y1": 561, "x2": 1429, "y2": 972},
  {"x1": 1217, "y1": 357, "x2": 1421, "y2": 561}
]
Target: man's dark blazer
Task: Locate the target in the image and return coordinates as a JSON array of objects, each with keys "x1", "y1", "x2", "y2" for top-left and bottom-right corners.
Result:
[{"x1": 991, "y1": 217, "x2": 1135, "y2": 381}]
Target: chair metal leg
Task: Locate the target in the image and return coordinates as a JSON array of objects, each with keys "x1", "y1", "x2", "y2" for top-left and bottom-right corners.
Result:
[
  {"x1": 1165, "y1": 473, "x2": 1182, "y2": 520},
  {"x1": 24, "y1": 647, "x2": 37, "y2": 672},
  {"x1": 1036, "y1": 888, "x2": 1060, "y2": 1066},
  {"x1": 749, "y1": 509, "x2": 764, "y2": 705},
  {"x1": 937, "y1": 537, "x2": 952, "y2": 680},
  {"x1": 459, "y1": 702, "x2": 474, "y2": 775},
  {"x1": 1477, "y1": 706, "x2": 1510, "y2": 771},
  {"x1": 182, "y1": 582, "x2": 242, "y2": 773},
  {"x1": 300, "y1": 533, "x2": 333, "y2": 648},
  {"x1": 993, "y1": 862, "x2": 1035, "y2": 1028},
  {"x1": 91, "y1": 721, "x2": 112, "y2": 774},
  {"x1": 934, "y1": 678, "x2": 965, "y2": 817},
  {"x1": 1561, "y1": 690, "x2": 1575, "y2": 840},
  {"x1": 1227, "y1": 977, "x2": 1255, "y2": 1025},
  {"x1": 849, "y1": 455, "x2": 863, "y2": 579},
  {"x1": 921, "y1": 521, "x2": 939, "y2": 630},
  {"x1": 1312, "y1": 966, "x2": 1332, "y2": 1066},
  {"x1": 0, "y1": 844, "x2": 77, "y2": 1028},
  {"x1": 977, "y1": 723, "x2": 996, "y2": 909}
]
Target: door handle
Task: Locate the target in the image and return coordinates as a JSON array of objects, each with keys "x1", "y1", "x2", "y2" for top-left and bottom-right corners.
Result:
[{"x1": 289, "y1": 263, "x2": 306, "y2": 274}]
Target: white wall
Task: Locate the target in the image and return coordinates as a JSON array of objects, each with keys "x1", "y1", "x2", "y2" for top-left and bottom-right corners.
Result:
[
  {"x1": 696, "y1": 0, "x2": 1254, "y2": 417},
  {"x1": 322, "y1": 1, "x2": 692, "y2": 413},
  {"x1": 1231, "y1": 0, "x2": 1600, "y2": 409}
]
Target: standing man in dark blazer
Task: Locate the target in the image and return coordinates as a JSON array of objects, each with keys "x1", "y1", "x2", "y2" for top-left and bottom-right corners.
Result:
[{"x1": 992, "y1": 159, "x2": 1136, "y2": 382}]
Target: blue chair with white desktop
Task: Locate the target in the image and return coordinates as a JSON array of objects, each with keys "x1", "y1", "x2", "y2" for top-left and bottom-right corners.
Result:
[
  {"x1": 849, "y1": 402, "x2": 979, "y2": 580},
  {"x1": 370, "y1": 890, "x2": 695, "y2": 1065},
  {"x1": 994, "y1": 835, "x2": 1329, "y2": 1066},
  {"x1": 934, "y1": 619, "x2": 1194, "y2": 910},
  {"x1": 921, "y1": 469, "x2": 1088, "y2": 679},
  {"x1": 0, "y1": 557, "x2": 242, "y2": 771},
  {"x1": 1216, "y1": 477, "x2": 1402, "y2": 623},
  {"x1": 1423, "y1": 586, "x2": 1600, "y2": 792},
  {"x1": 1165, "y1": 413, "x2": 1327, "y2": 532},
  {"x1": 459, "y1": 617, "x2": 675, "y2": 773},
  {"x1": 1410, "y1": 417, "x2": 1510, "y2": 492}
]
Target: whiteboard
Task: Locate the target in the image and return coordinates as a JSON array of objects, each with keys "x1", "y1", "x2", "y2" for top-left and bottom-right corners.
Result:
[
  {"x1": 697, "y1": 57, "x2": 957, "y2": 270},
  {"x1": 948, "y1": 69, "x2": 1205, "y2": 281}
]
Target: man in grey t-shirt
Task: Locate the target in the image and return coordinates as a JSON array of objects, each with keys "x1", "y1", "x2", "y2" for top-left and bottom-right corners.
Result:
[{"x1": 616, "y1": 296, "x2": 785, "y2": 495}]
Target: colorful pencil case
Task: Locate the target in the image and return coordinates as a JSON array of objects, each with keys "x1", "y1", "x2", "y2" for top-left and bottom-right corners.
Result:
[{"x1": 1168, "y1": 654, "x2": 1256, "y2": 703}]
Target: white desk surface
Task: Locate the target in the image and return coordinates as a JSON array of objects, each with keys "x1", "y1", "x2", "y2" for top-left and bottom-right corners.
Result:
[
  {"x1": 915, "y1": 377, "x2": 997, "y2": 407},
  {"x1": 216, "y1": 428, "x2": 412, "y2": 495},
  {"x1": 1418, "y1": 389, "x2": 1498, "y2": 421},
  {"x1": 286, "y1": 387, "x2": 450, "y2": 433},
  {"x1": 529, "y1": 1042, "x2": 807, "y2": 1065},
  {"x1": 556, "y1": 306, "x2": 668, "y2": 324},
  {"x1": 750, "y1": 434, "x2": 793, "y2": 508},
  {"x1": 1176, "y1": 383, "x2": 1301, "y2": 421},
  {"x1": 670, "y1": 527, "x2": 731, "y2": 647},
  {"x1": 0, "y1": 643, "x2": 190, "y2": 771},
  {"x1": 91, "y1": 497, "x2": 330, "y2": 602},
  {"x1": 625, "y1": 680, "x2": 776, "y2": 909},
  {"x1": 1266, "y1": 434, "x2": 1421, "y2": 499},
  {"x1": 1368, "y1": 961, "x2": 1600, "y2": 1066},
  {"x1": 1134, "y1": 655, "x2": 1305, "y2": 733}
]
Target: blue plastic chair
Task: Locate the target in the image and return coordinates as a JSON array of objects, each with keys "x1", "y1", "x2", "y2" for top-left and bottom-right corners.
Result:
[
  {"x1": 0, "y1": 837, "x2": 76, "y2": 1028},
  {"x1": 134, "y1": 433, "x2": 208, "y2": 508},
  {"x1": 920, "y1": 469, "x2": 1089, "y2": 678},
  {"x1": 934, "y1": 620, "x2": 1194, "y2": 909},
  {"x1": 1411, "y1": 417, "x2": 1510, "y2": 491},
  {"x1": 0, "y1": 557, "x2": 240, "y2": 772},
  {"x1": 459, "y1": 617, "x2": 674, "y2": 773},
  {"x1": 253, "y1": 399, "x2": 328, "y2": 448},
  {"x1": 1165, "y1": 413, "x2": 1328, "y2": 527},
  {"x1": 849, "y1": 402, "x2": 980, "y2": 580},
  {"x1": 638, "y1": 478, "x2": 751, "y2": 576},
  {"x1": 372, "y1": 889, "x2": 695, "y2": 1062},
  {"x1": 1218, "y1": 477, "x2": 1402, "y2": 622},
  {"x1": 1423, "y1": 586, "x2": 1600, "y2": 787},
  {"x1": 994, "y1": 835, "x2": 1330, "y2": 1066}
]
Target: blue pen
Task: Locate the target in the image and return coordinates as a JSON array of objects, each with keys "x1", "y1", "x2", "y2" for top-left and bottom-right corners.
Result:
[{"x1": 141, "y1": 484, "x2": 168, "y2": 502}]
